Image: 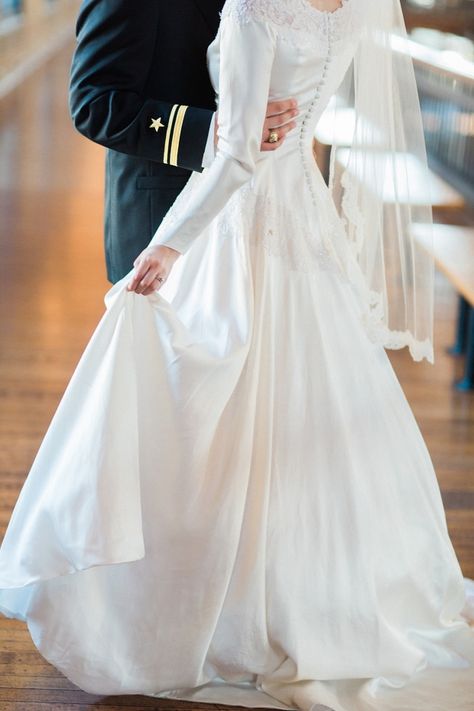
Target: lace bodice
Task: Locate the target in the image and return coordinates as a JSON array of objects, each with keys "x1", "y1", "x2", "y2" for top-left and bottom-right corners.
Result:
[
  {"x1": 151, "y1": 0, "x2": 434, "y2": 365},
  {"x1": 209, "y1": 0, "x2": 362, "y2": 151},
  {"x1": 221, "y1": 0, "x2": 356, "y2": 41},
  {"x1": 152, "y1": 0, "x2": 363, "y2": 254}
]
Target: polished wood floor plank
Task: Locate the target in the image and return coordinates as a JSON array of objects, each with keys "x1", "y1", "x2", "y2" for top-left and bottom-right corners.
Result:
[
  {"x1": 388, "y1": 270, "x2": 474, "y2": 579},
  {"x1": 0, "y1": 44, "x2": 473, "y2": 710}
]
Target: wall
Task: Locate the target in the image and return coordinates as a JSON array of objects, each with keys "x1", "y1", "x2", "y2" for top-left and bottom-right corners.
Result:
[{"x1": 0, "y1": 0, "x2": 81, "y2": 98}]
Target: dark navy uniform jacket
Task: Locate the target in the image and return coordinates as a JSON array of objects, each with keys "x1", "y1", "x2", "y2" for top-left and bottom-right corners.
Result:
[{"x1": 69, "y1": 0, "x2": 224, "y2": 283}]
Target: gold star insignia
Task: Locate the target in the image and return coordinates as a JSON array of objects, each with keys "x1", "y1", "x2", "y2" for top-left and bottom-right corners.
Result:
[{"x1": 150, "y1": 117, "x2": 165, "y2": 132}]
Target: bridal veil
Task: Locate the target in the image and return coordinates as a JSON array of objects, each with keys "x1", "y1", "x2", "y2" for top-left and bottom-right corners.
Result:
[{"x1": 325, "y1": 0, "x2": 435, "y2": 363}]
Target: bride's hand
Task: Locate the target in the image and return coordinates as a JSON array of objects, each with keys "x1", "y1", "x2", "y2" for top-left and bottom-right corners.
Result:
[{"x1": 127, "y1": 245, "x2": 181, "y2": 296}]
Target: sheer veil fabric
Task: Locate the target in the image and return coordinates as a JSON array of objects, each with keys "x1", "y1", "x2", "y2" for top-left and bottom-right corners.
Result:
[
  {"x1": 325, "y1": 0, "x2": 435, "y2": 363},
  {"x1": 0, "y1": 1, "x2": 473, "y2": 710}
]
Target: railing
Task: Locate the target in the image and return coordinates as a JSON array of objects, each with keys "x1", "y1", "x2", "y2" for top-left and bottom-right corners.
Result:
[
  {"x1": 404, "y1": 0, "x2": 474, "y2": 10},
  {"x1": 399, "y1": 37, "x2": 474, "y2": 205},
  {"x1": 402, "y1": 0, "x2": 474, "y2": 35}
]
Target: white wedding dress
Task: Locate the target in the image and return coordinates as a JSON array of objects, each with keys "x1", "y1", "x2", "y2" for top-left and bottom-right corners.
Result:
[{"x1": 0, "y1": 1, "x2": 473, "y2": 710}]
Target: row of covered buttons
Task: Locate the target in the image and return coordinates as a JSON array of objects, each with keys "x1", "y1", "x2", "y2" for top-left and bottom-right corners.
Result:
[{"x1": 299, "y1": 14, "x2": 334, "y2": 200}]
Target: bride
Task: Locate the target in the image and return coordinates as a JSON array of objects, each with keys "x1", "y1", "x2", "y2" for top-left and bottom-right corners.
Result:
[{"x1": 0, "y1": 0, "x2": 473, "y2": 709}]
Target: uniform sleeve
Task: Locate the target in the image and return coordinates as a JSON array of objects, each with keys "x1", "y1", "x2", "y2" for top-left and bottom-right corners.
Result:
[
  {"x1": 149, "y1": 15, "x2": 276, "y2": 253},
  {"x1": 69, "y1": 0, "x2": 214, "y2": 173}
]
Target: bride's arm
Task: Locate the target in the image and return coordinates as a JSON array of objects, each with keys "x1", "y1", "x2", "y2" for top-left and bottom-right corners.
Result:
[{"x1": 128, "y1": 13, "x2": 278, "y2": 293}]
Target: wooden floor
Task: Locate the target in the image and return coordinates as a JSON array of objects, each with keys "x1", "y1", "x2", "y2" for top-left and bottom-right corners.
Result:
[{"x1": 0, "y1": 45, "x2": 473, "y2": 711}]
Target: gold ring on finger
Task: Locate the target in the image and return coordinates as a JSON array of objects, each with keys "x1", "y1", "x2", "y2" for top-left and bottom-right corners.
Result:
[{"x1": 268, "y1": 130, "x2": 279, "y2": 144}]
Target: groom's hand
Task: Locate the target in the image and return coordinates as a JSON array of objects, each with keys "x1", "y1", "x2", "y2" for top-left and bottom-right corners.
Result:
[
  {"x1": 127, "y1": 245, "x2": 180, "y2": 296},
  {"x1": 261, "y1": 99, "x2": 298, "y2": 151},
  {"x1": 213, "y1": 98, "x2": 298, "y2": 152}
]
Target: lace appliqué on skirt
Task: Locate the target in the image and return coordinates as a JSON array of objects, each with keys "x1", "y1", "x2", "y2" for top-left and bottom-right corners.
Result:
[
  {"x1": 156, "y1": 173, "x2": 433, "y2": 364},
  {"x1": 215, "y1": 185, "x2": 345, "y2": 279}
]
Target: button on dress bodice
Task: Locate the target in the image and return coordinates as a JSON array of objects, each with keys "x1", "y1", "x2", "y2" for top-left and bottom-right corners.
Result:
[{"x1": 207, "y1": 0, "x2": 361, "y2": 159}]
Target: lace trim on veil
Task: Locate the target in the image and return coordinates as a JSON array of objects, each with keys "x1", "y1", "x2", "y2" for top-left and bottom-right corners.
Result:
[{"x1": 338, "y1": 171, "x2": 434, "y2": 363}]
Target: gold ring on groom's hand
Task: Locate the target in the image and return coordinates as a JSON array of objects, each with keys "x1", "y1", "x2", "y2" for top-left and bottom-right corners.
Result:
[{"x1": 268, "y1": 130, "x2": 279, "y2": 144}]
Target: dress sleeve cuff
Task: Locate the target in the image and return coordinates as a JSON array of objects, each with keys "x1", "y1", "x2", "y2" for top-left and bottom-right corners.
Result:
[{"x1": 201, "y1": 112, "x2": 216, "y2": 169}]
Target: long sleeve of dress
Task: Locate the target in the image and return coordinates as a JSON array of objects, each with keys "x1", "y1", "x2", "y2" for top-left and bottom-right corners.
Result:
[{"x1": 149, "y1": 15, "x2": 277, "y2": 254}]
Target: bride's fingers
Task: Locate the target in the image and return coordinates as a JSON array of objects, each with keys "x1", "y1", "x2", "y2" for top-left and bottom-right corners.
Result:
[
  {"x1": 127, "y1": 262, "x2": 151, "y2": 292},
  {"x1": 128, "y1": 254, "x2": 156, "y2": 291},
  {"x1": 136, "y1": 272, "x2": 157, "y2": 294},
  {"x1": 137, "y1": 271, "x2": 164, "y2": 294},
  {"x1": 142, "y1": 284, "x2": 159, "y2": 296},
  {"x1": 127, "y1": 264, "x2": 143, "y2": 291}
]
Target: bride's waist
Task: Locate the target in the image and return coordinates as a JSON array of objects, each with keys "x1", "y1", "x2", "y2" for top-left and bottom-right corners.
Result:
[
  {"x1": 257, "y1": 132, "x2": 313, "y2": 165},
  {"x1": 255, "y1": 134, "x2": 315, "y2": 171},
  {"x1": 249, "y1": 140, "x2": 325, "y2": 202}
]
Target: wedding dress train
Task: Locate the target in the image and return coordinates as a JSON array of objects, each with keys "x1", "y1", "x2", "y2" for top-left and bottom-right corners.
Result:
[{"x1": 0, "y1": 1, "x2": 473, "y2": 710}]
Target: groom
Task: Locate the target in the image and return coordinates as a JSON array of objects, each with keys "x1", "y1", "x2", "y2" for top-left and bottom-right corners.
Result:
[{"x1": 69, "y1": 0, "x2": 297, "y2": 284}]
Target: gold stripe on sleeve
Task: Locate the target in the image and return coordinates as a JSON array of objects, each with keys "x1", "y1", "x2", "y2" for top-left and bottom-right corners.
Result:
[
  {"x1": 169, "y1": 105, "x2": 188, "y2": 167},
  {"x1": 163, "y1": 104, "x2": 179, "y2": 164}
]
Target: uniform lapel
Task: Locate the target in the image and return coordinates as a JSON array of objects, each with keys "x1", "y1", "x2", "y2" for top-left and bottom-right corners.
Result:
[{"x1": 193, "y1": 0, "x2": 223, "y2": 37}]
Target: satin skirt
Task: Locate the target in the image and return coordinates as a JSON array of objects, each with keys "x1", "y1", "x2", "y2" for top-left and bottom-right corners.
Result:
[{"x1": 0, "y1": 171, "x2": 473, "y2": 711}]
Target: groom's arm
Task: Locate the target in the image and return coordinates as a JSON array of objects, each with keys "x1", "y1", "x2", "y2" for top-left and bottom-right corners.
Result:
[{"x1": 69, "y1": 0, "x2": 213, "y2": 173}]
